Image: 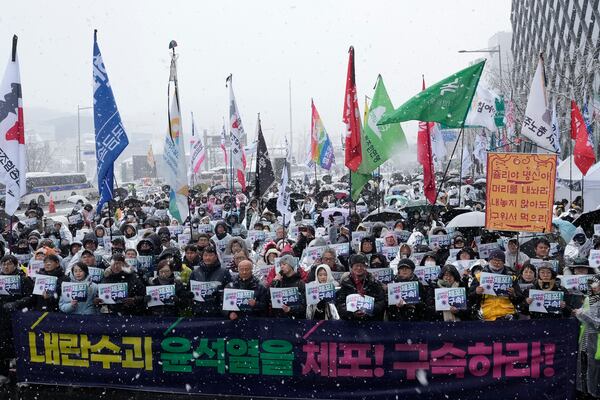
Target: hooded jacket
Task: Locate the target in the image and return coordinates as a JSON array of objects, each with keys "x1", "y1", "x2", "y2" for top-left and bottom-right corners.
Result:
[
  {"x1": 211, "y1": 222, "x2": 232, "y2": 254},
  {"x1": 306, "y1": 264, "x2": 340, "y2": 320},
  {"x1": 145, "y1": 274, "x2": 192, "y2": 317}
]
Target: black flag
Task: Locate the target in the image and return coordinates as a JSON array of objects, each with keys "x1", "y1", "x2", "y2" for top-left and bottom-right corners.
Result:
[{"x1": 254, "y1": 115, "x2": 275, "y2": 198}]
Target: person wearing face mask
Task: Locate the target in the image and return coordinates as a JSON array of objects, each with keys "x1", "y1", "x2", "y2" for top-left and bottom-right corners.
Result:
[
  {"x1": 145, "y1": 259, "x2": 191, "y2": 317},
  {"x1": 59, "y1": 262, "x2": 99, "y2": 315},
  {"x1": 469, "y1": 250, "x2": 524, "y2": 321},
  {"x1": 522, "y1": 263, "x2": 571, "y2": 319},
  {"x1": 224, "y1": 260, "x2": 268, "y2": 320},
  {"x1": 390, "y1": 244, "x2": 412, "y2": 274},
  {"x1": 31, "y1": 254, "x2": 68, "y2": 312},
  {"x1": 306, "y1": 264, "x2": 340, "y2": 320},
  {"x1": 0, "y1": 255, "x2": 34, "y2": 382},
  {"x1": 420, "y1": 253, "x2": 438, "y2": 268},
  {"x1": 387, "y1": 259, "x2": 427, "y2": 322},
  {"x1": 574, "y1": 274, "x2": 600, "y2": 398},
  {"x1": 211, "y1": 221, "x2": 232, "y2": 255}
]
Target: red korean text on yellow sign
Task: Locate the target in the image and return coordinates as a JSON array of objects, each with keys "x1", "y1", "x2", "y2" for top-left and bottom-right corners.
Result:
[{"x1": 485, "y1": 153, "x2": 557, "y2": 233}]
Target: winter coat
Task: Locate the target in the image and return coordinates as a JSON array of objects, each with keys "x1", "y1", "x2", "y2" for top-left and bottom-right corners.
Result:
[
  {"x1": 189, "y1": 261, "x2": 232, "y2": 317},
  {"x1": 469, "y1": 265, "x2": 524, "y2": 321},
  {"x1": 521, "y1": 279, "x2": 572, "y2": 319},
  {"x1": 58, "y1": 276, "x2": 99, "y2": 315},
  {"x1": 145, "y1": 275, "x2": 192, "y2": 317},
  {"x1": 270, "y1": 272, "x2": 306, "y2": 319},
  {"x1": 224, "y1": 275, "x2": 269, "y2": 319},
  {"x1": 386, "y1": 273, "x2": 428, "y2": 322},
  {"x1": 0, "y1": 269, "x2": 34, "y2": 358},
  {"x1": 100, "y1": 267, "x2": 147, "y2": 315},
  {"x1": 31, "y1": 266, "x2": 69, "y2": 312},
  {"x1": 306, "y1": 264, "x2": 340, "y2": 320},
  {"x1": 336, "y1": 272, "x2": 386, "y2": 321}
]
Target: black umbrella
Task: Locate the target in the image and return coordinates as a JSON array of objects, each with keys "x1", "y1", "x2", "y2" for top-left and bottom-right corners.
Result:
[
  {"x1": 290, "y1": 193, "x2": 304, "y2": 200},
  {"x1": 363, "y1": 208, "x2": 403, "y2": 223},
  {"x1": 573, "y1": 209, "x2": 600, "y2": 237},
  {"x1": 440, "y1": 207, "x2": 473, "y2": 224},
  {"x1": 208, "y1": 185, "x2": 228, "y2": 196},
  {"x1": 265, "y1": 197, "x2": 298, "y2": 214},
  {"x1": 124, "y1": 197, "x2": 144, "y2": 208}
]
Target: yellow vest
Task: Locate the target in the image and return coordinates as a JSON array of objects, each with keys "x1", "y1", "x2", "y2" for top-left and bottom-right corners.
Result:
[{"x1": 475, "y1": 271, "x2": 516, "y2": 321}]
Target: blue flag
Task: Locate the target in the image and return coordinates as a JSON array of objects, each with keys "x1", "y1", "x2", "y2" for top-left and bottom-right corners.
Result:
[{"x1": 93, "y1": 30, "x2": 129, "y2": 212}]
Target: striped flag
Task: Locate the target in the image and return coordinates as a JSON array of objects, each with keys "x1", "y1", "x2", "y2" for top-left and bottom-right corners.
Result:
[
  {"x1": 220, "y1": 124, "x2": 228, "y2": 166},
  {"x1": 226, "y1": 74, "x2": 247, "y2": 191},
  {"x1": 189, "y1": 112, "x2": 206, "y2": 174}
]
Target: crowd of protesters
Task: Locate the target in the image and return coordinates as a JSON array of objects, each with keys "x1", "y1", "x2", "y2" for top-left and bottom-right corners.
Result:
[{"x1": 0, "y1": 180, "x2": 597, "y2": 397}]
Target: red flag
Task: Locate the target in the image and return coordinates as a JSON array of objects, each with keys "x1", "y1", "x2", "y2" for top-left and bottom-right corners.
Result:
[
  {"x1": 572, "y1": 100, "x2": 596, "y2": 175},
  {"x1": 343, "y1": 46, "x2": 362, "y2": 172},
  {"x1": 417, "y1": 78, "x2": 436, "y2": 204}
]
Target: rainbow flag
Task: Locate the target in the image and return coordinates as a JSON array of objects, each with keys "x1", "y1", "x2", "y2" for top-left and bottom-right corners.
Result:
[{"x1": 311, "y1": 100, "x2": 335, "y2": 170}]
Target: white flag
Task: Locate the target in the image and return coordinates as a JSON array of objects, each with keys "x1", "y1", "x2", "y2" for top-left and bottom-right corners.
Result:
[
  {"x1": 461, "y1": 145, "x2": 472, "y2": 176},
  {"x1": 430, "y1": 123, "x2": 447, "y2": 167},
  {"x1": 277, "y1": 140, "x2": 292, "y2": 225},
  {"x1": 465, "y1": 84, "x2": 500, "y2": 132},
  {"x1": 0, "y1": 37, "x2": 26, "y2": 215},
  {"x1": 473, "y1": 131, "x2": 488, "y2": 166},
  {"x1": 227, "y1": 75, "x2": 247, "y2": 191},
  {"x1": 521, "y1": 57, "x2": 557, "y2": 151},
  {"x1": 162, "y1": 54, "x2": 189, "y2": 223},
  {"x1": 189, "y1": 113, "x2": 206, "y2": 175}
]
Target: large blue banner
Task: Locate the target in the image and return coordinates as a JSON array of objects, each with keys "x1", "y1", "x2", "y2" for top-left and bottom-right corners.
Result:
[
  {"x1": 93, "y1": 30, "x2": 129, "y2": 211},
  {"x1": 13, "y1": 312, "x2": 577, "y2": 400}
]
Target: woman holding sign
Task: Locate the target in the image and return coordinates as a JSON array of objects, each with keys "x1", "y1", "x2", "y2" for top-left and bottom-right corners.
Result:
[
  {"x1": 522, "y1": 263, "x2": 571, "y2": 319},
  {"x1": 306, "y1": 264, "x2": 340, "y2": 320},
  {"x1": 58, "y1": 262, "x2": 99, "y2": 315},
  {"x1": 145, "y1": 259, "x2": 191, "y2": 317}
]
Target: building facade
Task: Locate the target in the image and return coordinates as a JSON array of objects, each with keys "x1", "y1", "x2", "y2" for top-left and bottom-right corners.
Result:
[{"x1": 511, "y1": 0, "x2": 599, "y2": 154}]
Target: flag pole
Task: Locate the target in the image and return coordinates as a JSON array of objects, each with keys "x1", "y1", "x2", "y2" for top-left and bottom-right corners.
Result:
[{"x1": 458, "y1": 128, "x2": 465, "y2": 207}]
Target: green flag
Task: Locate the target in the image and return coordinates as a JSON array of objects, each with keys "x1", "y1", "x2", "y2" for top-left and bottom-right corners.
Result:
[
  {"x1": 351, "y1": 75, "x2": 407, "y2": 200},
  {"x1": 378, "y1": 60, "x2": 485, "y2": 128}
]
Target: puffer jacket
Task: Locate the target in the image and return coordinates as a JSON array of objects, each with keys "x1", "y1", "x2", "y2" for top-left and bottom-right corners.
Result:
[
  {"x1": 224, "y1": 275, "x2": 269, "y2": 319},
  {"x1": 336, "y1": 272, "x2": 386, "y2": 321},
  {"x1": 189, "y1": 261, "x2": 232, "y2": 317}
]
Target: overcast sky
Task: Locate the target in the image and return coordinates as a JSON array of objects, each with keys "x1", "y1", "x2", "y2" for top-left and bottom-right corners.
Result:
[{"x1": 0, "y1": 0, "x2": 512, "y2": 155}]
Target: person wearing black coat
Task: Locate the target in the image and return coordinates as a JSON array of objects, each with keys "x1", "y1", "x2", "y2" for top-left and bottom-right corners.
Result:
[
  {"x1": 31, "y1": 254, "x2": 69, "y2": 312},
  {"x1": 429, "y1": 264, "x2": 471, "y2": 321},
  {"x1": 387, "y1": 259, "x2": 428, "y2": 322},
  {"x1": 336, "y1": 254, "x2": 386, "y2": 321},
  {"x1": 189, "y1": 246, "x2": 231, "y2": 317},
  {"x1": 0, "y1": 255, "x2": 34, "y2": 380},
  {"x1": 97, "y1": 254, "x2": 147, "y2": 316},
  {"x1": 145, "y1": 259, "x2": 192, "y2": 317},
  {"x1": 270, "y1": 254, "x2": 306, "y2": 319},
  {"x1": 224, "y1": 260, "x2": 268, "y2": 320},
  {"x1": 522, "y1": 262, "x2": 572, "y2": 319}
]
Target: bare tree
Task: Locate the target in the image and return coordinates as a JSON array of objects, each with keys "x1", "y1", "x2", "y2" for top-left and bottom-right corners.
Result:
[{"x1": 26, "y1": 141, "x2": 56, "y2": 172}]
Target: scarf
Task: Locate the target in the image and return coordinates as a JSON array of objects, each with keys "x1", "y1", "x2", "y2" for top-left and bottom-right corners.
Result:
[{"x1": 351, "y1": 273, "x2": 365, "y2": 296}]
